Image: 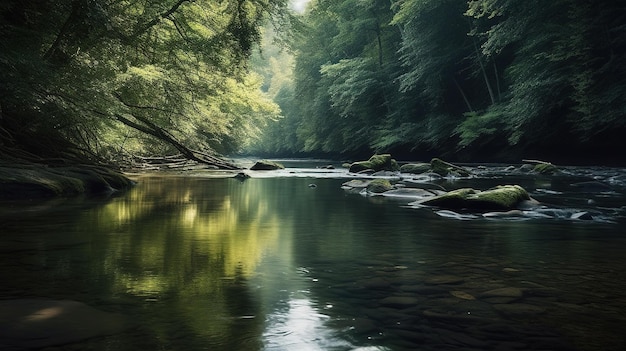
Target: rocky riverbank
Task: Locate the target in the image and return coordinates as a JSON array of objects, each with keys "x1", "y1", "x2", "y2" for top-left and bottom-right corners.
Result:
[{"x1": 339, "y1": 155, "x2": 626, "y2": 223}]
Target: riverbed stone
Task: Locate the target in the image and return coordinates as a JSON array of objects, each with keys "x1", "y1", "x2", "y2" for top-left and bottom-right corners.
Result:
[
  {"x1": 425, "y1": 275, "x2": 465, "y2": 285},
  {"x1": 0, "y1": 299, "x2": 132, "y2": 349},
  {"x1": 532, "y1": 163, "x2": 559, "y2": 175},
  {"x1": 430, "y1": 158, "x2": 472, "y2": 177},
  {"x1": 349, "y1": 154, "x2": 399, "y2": 173},
  {"x1": 400, "y1": 163, "x2": 431, "y2": 174},
  {"x1": 250, "y1": 160, "x2": 284, "y2": 170},
  {"x1": 367, "y1": 179, "x2": 394, "y2": 193},
  {"x1": 450, "y1": 290, "x2": 476, "y2": 300},
  {"x1": 493, "y1": 303, "x2": 546, "y2": 316},
  {"x1": 342, "y1": 179, "x2": 372, "y2": 189},
  {"x1": 419, "y1": 185, "x2": 532, "y2": 211},
  {"x1": 481, "y1": 287, "x2": 524, "y2": 298}
]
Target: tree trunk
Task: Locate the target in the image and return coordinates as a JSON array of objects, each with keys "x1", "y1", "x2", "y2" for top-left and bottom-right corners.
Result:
[{"x1": 114, "y1": 113, "x2": 239, "y2": 169}]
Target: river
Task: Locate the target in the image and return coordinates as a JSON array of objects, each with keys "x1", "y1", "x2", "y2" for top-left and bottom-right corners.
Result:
[{"x1": 1, "y1": 160, "x2": 625, "y2": 351}]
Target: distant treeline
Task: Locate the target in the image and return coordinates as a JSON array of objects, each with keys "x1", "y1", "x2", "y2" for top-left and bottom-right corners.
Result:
[{"x1": 250, "y1": 0, "x2": 626, "y2": 164}]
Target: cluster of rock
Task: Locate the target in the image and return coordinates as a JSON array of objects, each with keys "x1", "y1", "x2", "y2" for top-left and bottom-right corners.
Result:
[
  {"x1": 341, "y1": 155, "x2": 621, "y2": 221},
  {"x1": 340, "y1": 155, "x2": 621, "y2": 221},
  {"x1": 343, "y1": 154, "x2": 537, "y2": 212}
]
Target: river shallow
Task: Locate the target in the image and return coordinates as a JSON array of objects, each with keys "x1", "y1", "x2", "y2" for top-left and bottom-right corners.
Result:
[{"x1": 1, "y1": 160, "x2": 625, "y2": 350}]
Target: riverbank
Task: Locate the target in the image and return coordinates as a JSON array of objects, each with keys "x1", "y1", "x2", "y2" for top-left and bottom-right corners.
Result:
[{"x1": 0, "y1": 162, "x2": 134, "y2": 199}]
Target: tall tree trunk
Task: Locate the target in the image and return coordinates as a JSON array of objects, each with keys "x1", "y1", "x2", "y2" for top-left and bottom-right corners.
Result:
[
  {"x1": 453, "y1": 77, "x2": 474, "y2": 112},
  {"x1": 472, "y1": 38, "x2": 496, "y2": 105}
]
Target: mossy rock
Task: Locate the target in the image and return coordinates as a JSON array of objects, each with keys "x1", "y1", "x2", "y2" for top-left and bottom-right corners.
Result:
[
  {"x1": 419, "y1": 188, "x2": 477, "y2": 209},
  {"x1": 532, "y1": 163, "x2": 558, "y2": 175},
  {"x1": 349, "y1": 154, "x2": 399, "y2": 173},
  {"x1": 367, "y1": 179, "x2": 393, "y2": 193},
  {"x1": 250, "y1": 160, "x2": 284, "y2": 170},
  {"x1": 420, "y1": 185, "x2": 531, "y2": 211},
  {"x1": 430, "y1": 158, "x2": 471, "y2": 177},
  {"x1": 349, "y1": 160, "x2": 374, "y2": 173},
  {"x1": 400, "y1": 163, "x2": 431, "y2": 174}
]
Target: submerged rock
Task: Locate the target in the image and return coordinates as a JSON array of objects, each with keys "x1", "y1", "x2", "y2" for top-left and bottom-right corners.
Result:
[
  {"x1": 418, "y1": 185, "x2": 534, "y2": 211},
  {"x1": 342, "y1": 179, "x2": 372, "y2": 189},
  {"x1": 481, "y1": 287, "x2": 524, "y2": 299},
  {"x1": 0, "y1": 299, "x2": 132, "y2": 349},
  {"x1": 250, "y1": 160, "x2": 284, "y2": 170}
]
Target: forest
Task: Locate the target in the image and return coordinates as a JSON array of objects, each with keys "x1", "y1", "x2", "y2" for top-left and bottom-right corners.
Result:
[
  {"x1": 251, "y1": 0, "x2": 626, "y2": 165},
  {"x1": 0, "y1": 0, "x2": 293, "y2": 169},
  {"x1": 1, "y1": 0, "x2": 625, "y2": 170}
]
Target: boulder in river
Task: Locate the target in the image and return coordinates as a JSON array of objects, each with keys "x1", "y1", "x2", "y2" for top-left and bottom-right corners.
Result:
[
  {"x1": 430, "y1": 158, "x2": 472, "y2": 177},
  {"x1": 531, "y1": 162, "x2": 559, "y2": 175},
  {"x1": 366, "y1": 179, "x2": 393, "y2": 194},
  {"x1": 250, "y1": 160, "x2": 284, "y2": 170},
  {"x1": 349, "y1": 154, "x2": 399, "y2": 173},
  {"x1": 417, "y1": 185, "x2": 534, "y2": 211}
]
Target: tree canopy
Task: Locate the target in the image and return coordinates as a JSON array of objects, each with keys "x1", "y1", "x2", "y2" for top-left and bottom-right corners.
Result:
[
  {"x1": 249, "y1": 0, "x2": 626, "y2": 164},
  {"x1": 0, "y1": 0, "x2": 292, "y2": 167}
]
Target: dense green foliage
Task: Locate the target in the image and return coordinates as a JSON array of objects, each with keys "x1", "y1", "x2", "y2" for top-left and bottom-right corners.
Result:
[
  {"x1": 250, "y1": 0, "x2": 626, "y2": 163},
  {"x1": 0, "y1": 0, "x2": 292, "y2": 164}
]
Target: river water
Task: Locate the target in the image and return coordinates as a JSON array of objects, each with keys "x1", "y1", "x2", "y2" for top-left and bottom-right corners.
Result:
[{"x1": 1, "y1": 160, "x2": 625, "y2": 351}]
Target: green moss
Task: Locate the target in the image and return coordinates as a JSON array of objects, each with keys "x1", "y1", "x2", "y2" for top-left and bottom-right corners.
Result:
[
  {"x1": 470, "y1": 185, "x2": 530, "y2": 209},
  {"x1": 349, "y1": 161, "x2": 373, "y2": 173},
  {"x1": 533, "y1": 163, "x2": 558, "y2": 175},
  {"x1": 367, "y1": 179, "x2": 393, "y2": 193},
  {"x1": 430, "y1": 158, "x2": 471, "y2": 177},
  {"x1": 368, "y1": 154, "x2": 390, "y2": 167},
  {"x1": 420, "y1": 185, "x2": 530, "y2": 211},
  {"x1": 349, "y1": 154, "x2": 400, "y2": 173},
  {"x1": 400, "y1": 163, "x2": 431, "y2": 174},
  {"x1": 421, "y1": 188, "x2": 477, "y2": 208}
]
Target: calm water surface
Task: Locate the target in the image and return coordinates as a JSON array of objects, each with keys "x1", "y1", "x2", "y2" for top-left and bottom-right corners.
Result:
[{"x1": 1, "y1": 162, "x2": 626, "y2": 351}]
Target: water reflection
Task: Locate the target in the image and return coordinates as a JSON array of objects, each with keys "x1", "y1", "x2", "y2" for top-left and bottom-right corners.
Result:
[{"x1": 1, "y1": 173, "x2": 626, "y2": 350}]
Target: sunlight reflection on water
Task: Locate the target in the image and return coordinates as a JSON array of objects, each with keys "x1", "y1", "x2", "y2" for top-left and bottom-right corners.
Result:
[{"x1": 262, "y1": 294, "x2": 388, "y2": 351}]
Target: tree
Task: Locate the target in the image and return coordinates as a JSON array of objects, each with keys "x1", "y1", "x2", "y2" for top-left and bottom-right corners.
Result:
[
  {"x1": 248, "y1": 0, "x2": 626, "y2": 163},
  {"x1": 462, "y1": 0, "x2": 626, "y2": 157},
  {"x1": 0, "y1": 0, "x2": 292, "y2": 167}
]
